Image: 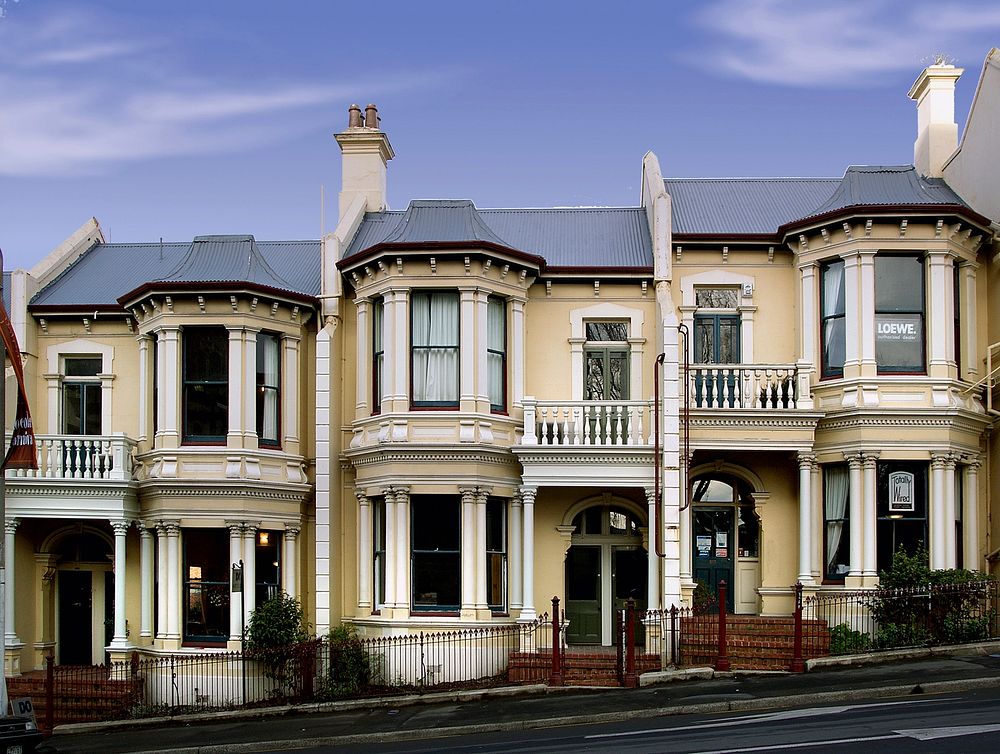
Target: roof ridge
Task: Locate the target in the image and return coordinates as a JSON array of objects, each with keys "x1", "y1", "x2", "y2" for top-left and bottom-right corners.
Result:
[{"x1": 664, "y1": 176, "x2": 841, "y2": 182}]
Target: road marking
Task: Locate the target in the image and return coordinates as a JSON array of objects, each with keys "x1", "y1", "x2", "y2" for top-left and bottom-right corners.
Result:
[
  {"x1": 687, "y1": 734, "x2": 904, "y2": 753},
  {"x1": 897, "y1": 723, "x2": 1000, "y2": 740},
  {"x1": 584, "y1": 697, "x2": 955, "y2": 739}
]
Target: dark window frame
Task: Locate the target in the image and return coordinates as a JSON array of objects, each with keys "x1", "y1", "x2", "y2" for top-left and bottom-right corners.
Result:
[
  {"x1": 875, "y1": 253, "x2": 926, "y2": 375},
  {"x1": 410, "y1": 290, "x2": 460, "y2": 409},
  {"x1": 182, "y1": 327, "x2": 229, "y2": 444},
  {"x1": 487, "y1": 296, "x2": 507, "y2": 414},
  {"x1": 411, "y1": 496, "x2": 461, "y2": 613},
  {"x1": 822, "y1": 463, "x2": 851, "y2": 582},
  {"x1": 486, "y1": 499, "x2": 507, "y2": 612},
  {"x1": 182, "y1": 528, "x2": 230, "y2": 646},
  {"x1": 820, "y1": 259, "x2": 846, "y2": 378},
  {"x1": 255, "y1": 331, "x2": 281, "y2": 448},
  {"x1": 372, "y1": 297, "x2": 384, "y2": 414},
  {"x1": 62, "y1": 356, "x2": 102, "y2": 435}
]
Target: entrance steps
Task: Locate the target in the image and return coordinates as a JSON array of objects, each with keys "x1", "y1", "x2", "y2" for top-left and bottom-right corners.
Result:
[
  {"x1": 6, "y1": 669, "x2": 144, "y2": 726},
  {"x1": 680, "y1": 615, "x2": 830, "y2": 670},
  {"x1": 508, "y1": 649, "x2": 660, "y2": 687}
]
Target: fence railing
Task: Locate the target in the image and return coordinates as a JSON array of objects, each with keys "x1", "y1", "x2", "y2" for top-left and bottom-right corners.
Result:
[
  {"x1": 688, "y1": 364, "x2": 800, "y2": 409},
  {"x1": 520, "y1": 399, "x2": 655, "y2": 446},
  {"x1": 4, "y1": 434, "x2": 137, "y2": 481}
]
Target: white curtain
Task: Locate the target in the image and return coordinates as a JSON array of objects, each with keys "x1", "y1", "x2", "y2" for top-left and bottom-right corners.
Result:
[
  {"x1": 412, "y1": 292, "x2": 459, "y2": 402},
  {"x1": 487, "y1": 297, "x2": 505, "y2": 407},
  {"x1": 822, "y1": 261, "x2": 844, "y2": 316},
  {"x1": 824, "y1": 465, "x2": 850, "y2": 574},
  {"x1": 372, "y1": 299, "x2": 384, "y2": 407},
  {"x1": 261, "y1": 334, "x2": 280, "y2": 440}
]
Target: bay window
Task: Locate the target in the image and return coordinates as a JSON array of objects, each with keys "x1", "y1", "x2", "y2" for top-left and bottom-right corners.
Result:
[
  {"x1": 256, "y1": 332, "x2": 280, "y2": 446},
  {"x1": 372, "y1": 297, "x2": 384, "y2": 413},
  {"x1": 823, "y1": 464, "x2": 850, "y2": 581},
  {"x1": 373, "y1": 498, "x2": 386, "y2": 611},
  {"x1": 183, "y1": 528, "x2": 229, "y2": 643},
  {"x1": 820, "y1": 260, "x2": 845, "y2": 378},
  {"x1": 411, "y1": 291, "x2": 459, "y2": 407},
  {"x1": 183, "y1": 327, "x2": 228, "y2": 443},
  {"x1": 487, "y1": 296, "x2": 506, "y2": 411},
  {"x1": 876, "y1": 461, "x2": 928, "y2": 573},
  {"x1": 486, "y1": 499, "x2": 507, "y2": 611},
  {"x1": 875, "y1": 254, "x2": 925, "y2": 373},
  {"x1": 411, "y1": 496, "x2": 461, "y2": 611}
]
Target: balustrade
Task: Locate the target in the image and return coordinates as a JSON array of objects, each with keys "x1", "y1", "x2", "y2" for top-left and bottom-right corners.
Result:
[{"x1": 4, "y1": 434, "x2": 137, "y2": 481}]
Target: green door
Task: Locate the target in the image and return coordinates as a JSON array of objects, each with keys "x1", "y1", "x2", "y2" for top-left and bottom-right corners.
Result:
[
  {"x1": 565, "y1": 546, "x2": 601, "y2": 644},
  {"x1": 693, "y1": 507, "x2": 735, "y2": 612},
  {"x1": 693, "y1": 315, "x2": 740, "y2": 407},
  {"x1": 612, "y1": 547, "x2": 647, "y2": 645}
]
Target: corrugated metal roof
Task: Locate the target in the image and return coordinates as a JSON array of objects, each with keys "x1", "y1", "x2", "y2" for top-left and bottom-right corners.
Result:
[
  {"x1": 663, "y1": 177, "x2": 840, "y2": 235},
  {"x1": 31, "y1": 237, "x2": 320, "y2": 308},
  {"x1": 345, "y1": 202, "x2": 652, "y2": 268},
  {"x1": 802, "y1": 165, "x2": 968, "y2": 220}
]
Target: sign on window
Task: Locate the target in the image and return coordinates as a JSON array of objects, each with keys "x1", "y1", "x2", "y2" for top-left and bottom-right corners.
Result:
[{"x1": 888, "y1": 471, "x2": 915, "y2": 513}]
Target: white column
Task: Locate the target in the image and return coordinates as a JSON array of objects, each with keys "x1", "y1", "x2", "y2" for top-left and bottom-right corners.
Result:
[
  {"x1": 944, "y1": 455, "x2": 958, "y2": 569},
  {"x1": 381, "y1": 292, "x2": 397, "y2": 405},
  {"x1": 227, "y1": 327, "x2": 244, "y2": 446},
  {"x1": 927, "y1": 251, "x2": 952, "y2": 375},
  {"x1": 799, "y1": 262, "x2": 817, "y2": 368},
  {"x1": 959, "y1": 261, "x2": 979, "y2": 380},
  {"x1": 963, "y1": 459, "x2": 981, "y2": 570},
  {"x1": 355, "y1": 296, "x2": 371, "y2": 416},
  {"x1": 357, "y1": 491, "x2": 372, "y2": 612},
  {"x1": 679, "y1": 503, "x2": 692, "y2": 583},
  {"x1": 244, "y1": 328, "x2": 259, "y2": 446},
  {"x1": 459, "y1": 288, "x2": 476, "y2": 408},
  {"x1": 475, "y1": 290, "x2": 490, "y2": 406},
  {"x1": 165, "y1": 522, "x2": 181, "y2": 640},
  {"x1": 282, "y1": 335, "x2": 301, "y2": 454},
  {"x1": 645, "y1": 488, "x2": 661, "y2": 611},
  {"x1": 110, "y1": 519, "x2": 130, "y2": 647},
  {"x1": 4, "y1": 519, "x2": 21, "y2": 646},
  {"x1": 243, "y1": 524, "x2": 258, "y2": 622},
  {"x1": 394, "y1": 487, "x2": 410, "y2": 615},
  {"x1": 314, "y1": 322, "x2": 332, "y2": 633},
  {"x1": 511, "y1": 298, "x2": 526, "y2": 408},
  {"x1": 797, "y1": 454, "x2": 816, "y2": 584},
  {"x1": 857, "y1": 250, "x2": 877, "y2": 373},
  {"x1": 475, "y1": 487, "x2": 490, "y2": 612},
  {"x1": 841, "y1": 253, "x2": 861, "y2": 372},
  {"x1": 846, "y1": 453, "x2": 863, "y2": 577},
  {"x1": 509, "y1": 492, "x2": 523, "y2": 611},
  {"x1": 382, "y1": 488, "x2": 397, "y2": 609},
  {"x1": 460, "y1": 487, "x2": 476, "y2": 615},
  {"x1": 227, "y1": 522, "x2": 244, "y2": 641},
  {"x1": 930, "y1": 453, "x2": 948, "y2": 570},
  {"x1": 160, "y1": 327, "x2": 181, "y2": 445},
  {"x1": 862, "y1": 453, "x2": 879, "y2": 578},
  {"x1": 137, "y1": 335, "x2": 150, "y2": 443},
  {"x1": 519, "y1": 486, "x2": 537, "y2": 621},
  {"x1": 284, "y1": 525, "x2": 300, "y2": 600},
  {"x1": 138, "y1": 522, "x2": 154, "y2": 639},
  {"x1": 392, "y1": 290, "x2": 409, "y2": 407},
  {"x1": 156, "y1": 523, "x2": 168, "y2": 639},
  {"x1": 811, "y1": 462, "x2": 822, "y2": 580}
]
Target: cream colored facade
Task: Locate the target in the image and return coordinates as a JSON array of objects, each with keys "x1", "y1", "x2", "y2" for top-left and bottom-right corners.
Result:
[{"x1": 3, "y1": 57, "x2": 1000, "y2": 670}]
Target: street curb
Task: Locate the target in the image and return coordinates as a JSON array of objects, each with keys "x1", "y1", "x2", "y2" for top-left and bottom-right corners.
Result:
[{"x1": 107, "y1": 675, "x2": 1000, "y2": 754}]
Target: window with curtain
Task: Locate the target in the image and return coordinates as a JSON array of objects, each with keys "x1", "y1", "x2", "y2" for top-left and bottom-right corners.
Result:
[
  {"x1": 183, "y1": 327, "x2": 228, "y2": 443},
  {"x1": 372, "y1": 297, "x2": 384, "y2": 413},
  {"x1": 487, "y1": 296, "x2": 506, "y2": 412},
  {"x1": 411, "y1": 291, "x2": 460, "y2": 407},
  {"x1": 256, "y1": 332, "x2": 280, "y2": 446},
  {"x1": 411, "y1": 496, "x2": 461, "y2": 611},
  {"x1": 823, "y1": 464, "x2": 850, "y2": 581},
  {"x1": 820, "y1": 260, "x2": 846, "y2": 378},
  {"x1": 875, "y1": 254, "x2": 925, "y2": 373},
  {"x1": 486, "y1": 499, "x2": 507, "y2": 611}
]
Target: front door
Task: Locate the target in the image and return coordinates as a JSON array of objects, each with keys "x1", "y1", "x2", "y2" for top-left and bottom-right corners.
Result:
[
  {"x1": 693, "y1": 507, "x2": 735, "y2": 612},
  {"x1": 565, "y1": 546, "x2": 601, "y2": 644},
  {"x1": 59, "y1": 571, "x2": 93, "y2": 665},
  {"x1": 612, "y1": 547, "x2": 647, "y2": 644}
]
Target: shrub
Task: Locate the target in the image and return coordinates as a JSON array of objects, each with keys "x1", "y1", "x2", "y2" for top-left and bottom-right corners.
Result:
[
  {"x1": 245, "y1": 593, "x2": 311, "y2": 692},
  {"x1": 319, "y1": 624, "x2": 371, "y2": 699},
  {"x1": 693, "y1": 580, "x2": 716, "y2": 614},
  {"x1": 829, "y1": 623, "x2": 870, "y2": 655}
]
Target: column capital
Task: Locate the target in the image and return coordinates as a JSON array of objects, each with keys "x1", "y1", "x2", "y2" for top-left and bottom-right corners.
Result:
[
  {"x1": 961, "y1": 454, "x2": 983, "y2": 471},
  {"x1": 644, "y1": 487, "x2": 657, "y2": 506},
  {"x1": 510, "y1": 489, "x2": 523, "y2": 507},
  {"x1": 797, "y1": 452, "x2": 818, "y2": 470},
  {"x1": 458, "y1": 486, "x2": 478, "y2": 503},
  {"x1": 110, "y1": 519, "x2": 131, "y2": 536},
  {"x1": 136, "y1": 520, "x2": 154, "y2": 537},
  {"x1": 225, "y1": 520, "x2": 245, "y2": 536},
  {"x1": 355, "y1": 489, "x2": 370, "y2": 506},
  {"x1": 284, "y1": 525, "x2": 301, "y2": 539},
  {"x1": 518, "y1": 485, "x2": 537, "y2": 503},
  {"x1": 930, "y1": 451, "x2": 954, "y2": 468},
  {"x1": 843, "y1": 451, "x2": 864, "y2": 468},
  {"x1": 861, "y1": 451, "x2": 880, "y2": 469},
  {"x1": 4, "y1": 517, "x2": 20, "y2": 535},
  {"x1": 474, "y1": 486, "x2": 492, "y2": 504}
]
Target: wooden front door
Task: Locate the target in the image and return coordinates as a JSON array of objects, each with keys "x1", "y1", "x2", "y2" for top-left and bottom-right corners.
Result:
[{"x1": 59, "y1": 570, "x2": 93, "y2": 665}]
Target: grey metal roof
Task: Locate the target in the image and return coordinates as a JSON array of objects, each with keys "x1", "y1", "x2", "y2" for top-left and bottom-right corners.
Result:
[
  {"x1": 345, "y1": 202, "x2": 653, "y2": 269},
  {"x1": 663, "y1": 177, "x2": 840, "y2": 235},
  {"x1": 801, "y1": 165, "x2": 969, "y2": 221},
  {"x1": 31, "y1": 236, "x2": 320, "y2": 308}
]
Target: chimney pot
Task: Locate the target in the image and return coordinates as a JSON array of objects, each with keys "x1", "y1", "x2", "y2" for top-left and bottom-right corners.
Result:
[
  {"x1": 348, "y1": 104, "x2": 362, "y2": 128},
  {"x1": 365, "y1": 104, "x2": 379, "y2": 130}
]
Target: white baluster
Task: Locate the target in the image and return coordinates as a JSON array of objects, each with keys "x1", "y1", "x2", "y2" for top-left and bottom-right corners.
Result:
[
  {"x1": 560, "y1": 407, "x2": 571, "y2": 446},
  {"x1": 634, "y1": 406, "x2": 644, "y2": 446},
  {"x1": 539, "y1": 407, "x2": 550, "y2": 446},
  {"x1": 583, "y1": 405, "x2": 592, "y2": 445},
  {"x1": 572, "y1": 406, "x2": 582, "y2": 445}
]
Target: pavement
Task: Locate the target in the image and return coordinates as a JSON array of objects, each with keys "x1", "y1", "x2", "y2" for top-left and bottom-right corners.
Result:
[{"x1": 36, "y1": 642, "x2": 1000, "y2": 754}]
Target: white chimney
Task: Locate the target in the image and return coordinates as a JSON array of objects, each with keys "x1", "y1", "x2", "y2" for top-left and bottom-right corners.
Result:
[
  {"x1": 908, "y1": 61, "x2": 964, "y2": 177},
  {"x1": 334, "y1": 103, "x2": 394, "y2": 220}
]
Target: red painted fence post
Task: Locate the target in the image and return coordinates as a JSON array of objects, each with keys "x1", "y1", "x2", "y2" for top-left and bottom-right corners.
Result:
[
  {"x1": 549, "y1": 596, "x2": 564, "y2": 686},
  {"x1": 623, "y1": 598, "x2": 638, "y2": 688},
  {"x1": 790, "y1": 581, "x2": 805, "y2": 673},
  {"x1": 715, "y1": 581, "x2": 731, "y2": 672}
]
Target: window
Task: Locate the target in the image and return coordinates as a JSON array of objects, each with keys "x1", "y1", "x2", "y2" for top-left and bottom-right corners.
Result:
[
  {"x1": 953, "y1": 265, "x2": 961, "y2": 375},
  {"x1": 823, "y1": 465, "x2": 850, "y2": 581},
  {"x1": 183, "y1": 327, "x2": 228, "y2": 442},
  {"x1": 486, "y1": 499, "x2": 507, "y2": 611},
  {"x1": 584, "y1": 321, "x2": 629, "y2": 400},
  {"x1": 183, "y1": 528, "x2": 229, "y2": 643},
  {"x1": 487, "y1": 296, "x2": 506, "y2": 412},
  {"x1": 411, "y1": 291, "x2": 459, "y2": 407},
  {"x1": 875, "y1": 254, "x2": 925, "y2": 373},
  {"x1": 372, "y1": 297, "x2": 384, "y2": 413},
  {"x1": 820, "y1": 260, "x2": 846, "y2": 378},
  {"x1": 373, "y1": 499, "x2": 386, "y2": 611},
  {"x1": 955, "y1": 467, "x2": 964, "y2": 568},
  {"x1": 411, "y1": 497, "x2": 461, "y2": 611},
  {"x1": 254, "y1": 529, "x2": 281, "y2": 606},
  {"x1": 62, "y1": 357, "x2": 102, "y2": 434},
  {"x1": 256, "y1": 332, "x2": 280, "y2": 446},
  {"x1": 876, "y1": 461, "x2": 928, "y2": 573}
]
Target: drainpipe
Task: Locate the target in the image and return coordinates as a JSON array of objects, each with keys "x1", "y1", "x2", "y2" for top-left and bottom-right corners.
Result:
[
  {"x1": 654, "y1": 354, "x2": 665, "y2": 558},
  {"x1": 678, "y1": 323, "x2": 690, "y2": 513}
]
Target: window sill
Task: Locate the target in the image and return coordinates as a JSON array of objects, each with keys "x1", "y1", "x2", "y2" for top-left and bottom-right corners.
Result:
[
  {"x1": 410, "y1": 610, "x2": 461, "y2": 617},
  {"x1": 182, "y1": 640, "x2": 228, "y2": 649}
]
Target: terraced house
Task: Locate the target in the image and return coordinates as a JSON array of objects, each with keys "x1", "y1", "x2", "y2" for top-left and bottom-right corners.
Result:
[{"x1": 2, "y1": 53, "x2": 1000, "y2": 673}]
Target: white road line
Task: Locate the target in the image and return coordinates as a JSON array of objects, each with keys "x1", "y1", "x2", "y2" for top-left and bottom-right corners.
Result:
[
  {"x1": 896, "y1": 723, "x2": 1000, "y2": 740},
  {"x1": 687, "y1": 734, "x2": 904, "y2": 753}
]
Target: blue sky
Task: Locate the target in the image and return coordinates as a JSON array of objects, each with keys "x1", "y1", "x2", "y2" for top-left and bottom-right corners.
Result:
[{"x1": 1, "y1": 0, "x2": 999, "y2": 270}]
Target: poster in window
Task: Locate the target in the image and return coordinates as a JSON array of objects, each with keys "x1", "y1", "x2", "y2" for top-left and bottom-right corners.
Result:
[
  {"x1": 696, "y1": 535, "x2": 711, "y2": 557},
  {"x1": 888, "y1": 471, "x2": 915, "y2": 512}
]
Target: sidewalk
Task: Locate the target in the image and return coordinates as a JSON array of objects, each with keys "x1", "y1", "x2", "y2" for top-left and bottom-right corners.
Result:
[{"x1": 37, "y1": 644, "x2": 1000, "y2": 754}]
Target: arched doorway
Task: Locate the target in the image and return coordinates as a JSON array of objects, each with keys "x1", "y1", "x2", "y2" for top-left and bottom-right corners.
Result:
[
  {"x1": 564, "y1": 502, "x2": 646, "y2": 645},
  {"x1": 46, "y1": 527, "x2": 114, "y2": 665},
  {"x1": 691, "y1": 475, "x2": 760, "y2": 614}
]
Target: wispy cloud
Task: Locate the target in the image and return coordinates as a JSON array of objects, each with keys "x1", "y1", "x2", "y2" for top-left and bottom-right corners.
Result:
[{"x1": 692, "y1": 0, "x2": 1000, "y2": 86}]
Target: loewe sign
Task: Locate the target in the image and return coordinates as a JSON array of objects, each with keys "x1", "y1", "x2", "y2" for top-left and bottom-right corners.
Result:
[{"x1": 876, "y1": 316, "x2": 920, "y2": 342}]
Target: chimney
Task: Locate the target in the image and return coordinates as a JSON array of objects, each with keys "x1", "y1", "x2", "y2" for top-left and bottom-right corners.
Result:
[
  {"x1": 908, "y1": 60, "x2": 964, "y2": 177},
  {"x1": 334, "y1": 103, "x2": 395, "y2": 220}
]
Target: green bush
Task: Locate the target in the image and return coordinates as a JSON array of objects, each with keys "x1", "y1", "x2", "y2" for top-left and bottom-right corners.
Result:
[
  {"x1": 829, "y1": 623, "x2": 870, "y2": 655},
  {"x1": 318, "y1": 624, "x2": 371, "y2": 699},
  {"x1": 693, "y1": 580, "x2": 716, "y2": 614},
  {"x1": 245, "y1": 593, "x2": 311, "y2": 690}
]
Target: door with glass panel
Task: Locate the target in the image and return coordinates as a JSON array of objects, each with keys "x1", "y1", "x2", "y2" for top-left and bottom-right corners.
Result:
[
  {"x1": 62, "y1": 356, "x2": 103, "y2": 474},
  {"x1": 584, "y1": 322, "x2": 630, "y2": 443},
  {"x1": 693, "y1": 315, "x2": 740, "y2": 408}
]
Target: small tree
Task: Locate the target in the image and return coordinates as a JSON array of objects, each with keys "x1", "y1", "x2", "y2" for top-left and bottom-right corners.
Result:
[
  {"x1": 319, "y1": 624, "x2": 371, "y2": 699},
  {"x1": 245, "y1": 593, "x2": 311, "y2": 694}
]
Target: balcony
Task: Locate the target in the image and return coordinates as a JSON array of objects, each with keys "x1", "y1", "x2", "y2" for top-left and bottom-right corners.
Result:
[
  {"x1": 687, "y1": 364, "x2": 802, "y2": 410},
  {"x1": 521, "y1": 400, "x2": 655, "y2": 447},
  {"x1": 4, "y1": 434, "x2": 138, "y2": 482}
]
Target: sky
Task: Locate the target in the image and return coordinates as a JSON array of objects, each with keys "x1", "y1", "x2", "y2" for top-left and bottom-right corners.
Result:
[{"x1": 1, "y1": 0, "x2": 999, "y2": 271}]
